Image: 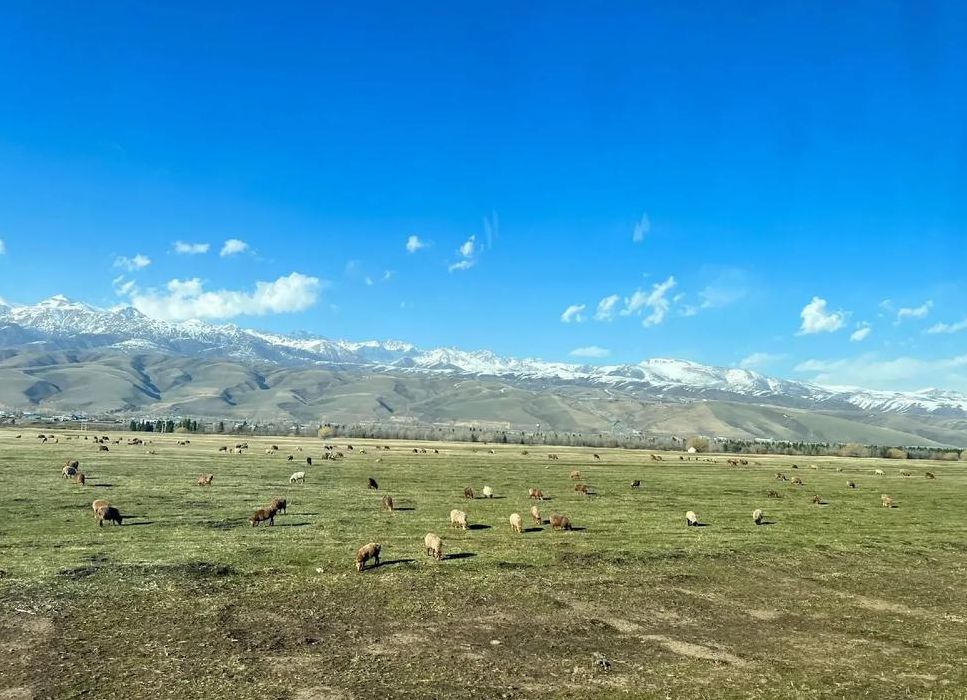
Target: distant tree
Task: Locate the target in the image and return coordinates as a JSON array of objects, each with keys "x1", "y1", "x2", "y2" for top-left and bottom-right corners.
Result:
[
  {"x1": 216, "y1": 421, "x2": 225, "y2": 434},
  {"x1": 839, "y1": 443, "x2": 869, "y2": 458},
  {"x1": 318, "y1": 425, "x2": 333, "y2": 439},
  {"x1": 884, "y1": 447, "x2": 908, "y2": 459},
  {"x1": 686, "y1": 436, "x2": 710, "y2": 453}
]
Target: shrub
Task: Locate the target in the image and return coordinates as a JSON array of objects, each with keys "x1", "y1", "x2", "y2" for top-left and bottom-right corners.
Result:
[{"x1": 885, "y1": 448, "x2": 908, "y2": 460}]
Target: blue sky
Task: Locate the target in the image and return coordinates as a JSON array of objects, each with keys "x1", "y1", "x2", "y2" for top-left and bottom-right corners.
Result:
[{"x1": 1, "y1": 1, "x2": 966, "y2": 391}]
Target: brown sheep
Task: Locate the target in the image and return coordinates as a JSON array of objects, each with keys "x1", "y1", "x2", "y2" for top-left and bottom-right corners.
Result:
[
  {"x1": 811, "y1": 495, "x2": 823, "y2": 505},
  {"x1": 249, "y1": 507, "x2": 276, "y2": 527},
  {"x1": 95, "y1": 505, "x2": 122, "y2": 526},
  {"x1": 530, "y1": 505, "x2": 542, "y2": 525},
  {"x1": 197, "y1": 474, "x2": 214, "y2": 486},
  {"x1": 287, "y1": 455, "x2": 294, "y2": 461},
  {"x1": 881, "y1": 494, "x2": 894, "y2": 508},
  {"x1": 549, "y1": 513, "x2": 572, "y2": 531},
  {"x1": 775, "y1": 472, "x2": 787, "y2": 481},
  {"x1": 847, "y1": 480, "x2": 857, "y2": 489},
  {"x1": 368, "y1": 477, "x2": 379, "y2": 490},
  {"x1": 575, "y1": 484, "x2": 592, "y2": 496},
  {"x1": 355, "y1": 542, "x2": 381, "y2": 572},
  {"x1": 463, "y1": 487, "x2": 475, "y2": 500},
  {"x1": 381, "y1": 495, "x2": 394, "y2": 512},
  {"x1": 925, "y1": 471, "x2": 936, "y2": 479},
  {"x1": 630, "y1": 479, "x2": 641, "y2": 489},
  {"x1": 268, "y1": 498, "x2": 287, "y2": 515},
  {"x1": 91, "y1": 499, "x2": 110, "y2": 516},
  {"x1": 791, "y1": 477, "x2": 803, "y2": 486},
  {"x1": 767, "y1": 490, "x2": 782, "y2": 498},
  {"x1": 528, "y1": 488, "x2": 545, "y2": 500},
  {"x1": 569, "y1": 470, "x2": 582, "y2": 480},
  {"x1": 900, "y1": 470, "x2": 912, "y2": 477},
  {"x1": 98, "y1": 445, "x2": 109, "y2": 452},
  {"x1": 218, "y1": 445, "x2": 228, "y2": 452},
  {"x1": 75, "y1": 473, "x2": 86, "y2": 486},
  {"x1": 423, "y1": 533, "x2": 443, "y2": 560},
  {"x1": 449, "y1": 509, "x2": 468, "y2": 530}
]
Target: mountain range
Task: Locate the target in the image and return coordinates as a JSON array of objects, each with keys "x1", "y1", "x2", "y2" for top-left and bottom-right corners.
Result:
[{"x1": 0, "y1": 296, "x2": 965, "y2": 447}]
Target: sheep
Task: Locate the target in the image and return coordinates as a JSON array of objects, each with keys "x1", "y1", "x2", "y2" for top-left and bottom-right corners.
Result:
[
  {"x1": 381, "y1": 495, "x2": 394, "y2": 512},
  {"x1": 810, "y1": 464, "x2": 819, "y2": 470},
  {"x1": 355, "y1": 542, "x2": 381, "y2": 572},
  {"x1": 368, "y1": 477, "x2": 379, "y2": 490},
  {"x1": 549, "y1": 513, "x2": 572, "y2": 531},
  {"x1": 811, "y1": 495, "x2": 823, "y2": 505},
  {"x1": 98, "y1": 445, "x2": 109, "y2": 452},
  {"x1": 265, "y1": 448, "x2": 274, "y2": 455},
  {"x1": 767, "y1": 490, "x2": 782, "y2": 499},
  {"x1": 424, "y1": 533, "x2": 443, "y2": 560},
  {"x1": 575, "y1": 483, "x2": 591, "y2": 495},
  {"x1": 881, "y1": 494, "x2": 894, "y2": 508},
  {"x1": 900, "y1": 470, "x2": 912, "y2": 477},
  {"x1": 76, "y1": 473, "x2": 86, "y2": 486},
  {"x1": 91, "y1": 499, "x2": 110, "y2": 516},
  {"x1": 306, "y1": 457, "x2": 312, "y2": 467},
  {"x1": 463, "y1": 487, "x2": 475, "y2": 500},
  {"x1": 630, "y1": 480, "x2": 641, "y2": 489},
  {"x1": 528, "y1": 488, "x2": 545, "y2": 500},
  {"x1": 62, "y1": 465, "x2": 77, "y2": 479},
  {"x1": 685, "y1": 510, "x2": 699, "y2": 527},
  {"x1": 482, "y1": 486, "x2": 494, "y2": 498},
  {"x1": 874, "y1": 469, "x2": 884, "y2": 476},
  {"x1": 775, "y1": 472, "x2": 788, "y2": 481},
  {"x1": 791, "y1": 477, "x2": 804, "y2": 486},
  {"x1": 847, "y1": 480, "x2": 857, "y2": 489},
  {"x1": 752, "y1": 508, "x2": 763, "y2": 525},
  {"x1": 509, "y1": 512, "x2": 523, "y2": 533},
  {"x1": 569, "y1": 470, "x2": 582, "y2": 480},
  {"x1": 95, "y1": 505, "x2": 122, "y2": 527},
  {"x1": 289, "y1": 471, "x2": 306, "y2": 484},
  {"x1": 530, "y1": 505, "x2": 542, "y2": 525},
  {"x1": 197, "y1": 474, "x2": 214, "y2": 486},
  {"x1": 925, "y1": 471, "x2": 936, "y2": 479},
  {"x1": 65, "y1": 459, "x2": 79, "y2": 470},
  {"x1": 449, "y1": 509, "x2": 468, "y2": 530},
  {"x1": 249, "y1": 507, "x2": 276, "y2": 527},
  {"x1": 268, "y1": 498, "x2": 287, "y2": 515}
]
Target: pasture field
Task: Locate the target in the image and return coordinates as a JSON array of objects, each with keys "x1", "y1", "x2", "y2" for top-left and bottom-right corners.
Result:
[{"x1": 1, "y1": 429, "x2": 966, "y2": 699}]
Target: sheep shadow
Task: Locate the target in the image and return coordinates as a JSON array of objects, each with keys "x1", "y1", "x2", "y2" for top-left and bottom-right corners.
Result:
[
  {"x1": 444, "y1": 552, "x2": 476, "y2": 561},
  {"x1": 274, "y1": 522, "x2": 312, "y2": 528},
  {"x1": 758, "y1": 520, "x2": 778, "y2": 526},
  {"x1": 392, "y1": 507, "x2": 416, "y2": 512},
  {"x1": 689, "y1": 523, "x2": 711, "y2": 528},
  {"x1": 375, "y1": 558, "x2": 415, "y2": 569},
  {"x1": 123, "y1": 520, "x2": 155, "y2": 527},
  {"x1": 467, "y1": 524, "x2": 492, "y2": 531},
  {"x1": 568, "y1": 526, "x2": 588, "y2": 532},
  {"x1": 92, "y1": 483, "x2": 114, "y2": 488},
  {"x1": 523, "y1": 527, "x2": 545, "y2": 533},
  {"x1": 484, "y1": 495, "x2": 507, "y2": 500}
]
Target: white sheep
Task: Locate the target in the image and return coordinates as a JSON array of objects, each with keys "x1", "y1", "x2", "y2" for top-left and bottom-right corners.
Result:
[
  {"x1": 509, "y1": 512, "x2": 523, "y2": 534},
  {"x1": 449, "y1": 509, "x2": 468, "y2": 530},
  {"x1": 289, "y1": 471, "x2": 306, "y2": 484},
  {"x1": 752, "y1": 508, "x2": 763, "y2": 525},
  {"x1": 424, "y1": 532, "x2": 443, "y2": 560},
  {"x1": 482, "y1": 485, "x2": 494, "y2": 498},
  {"x1": 686, "y1": 510, "x2": 699, "y2": 527},
  {"x1": 874, "y1": 469, "x2": 885, "y2": 476}
]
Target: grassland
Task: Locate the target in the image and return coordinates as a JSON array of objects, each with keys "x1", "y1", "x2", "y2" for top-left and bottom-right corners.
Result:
[{"x1": 1, "y1": 429, "x2": 966, "y2": 699}]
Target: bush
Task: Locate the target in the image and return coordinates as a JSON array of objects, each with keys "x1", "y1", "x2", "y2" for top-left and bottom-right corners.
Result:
[
  {"x1": 686, "y1": 436, "x2": 710, "y2": 453},
  {"x1": 885, "y1": 447, "x2": 908, "y2": 459},
  {"x1": 839, "y1": 443, "x2": 869, "y2": 458}
]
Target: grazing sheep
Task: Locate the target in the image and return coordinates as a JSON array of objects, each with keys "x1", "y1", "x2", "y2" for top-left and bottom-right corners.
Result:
[
  {"x1": 197, "y1": 474, "x2": 214, "y2": 486},
  {"x1": 423, "y1": 533, "x2": 443, "y2": 560},
  {"x1": 792, "y1": 477, "x2": 804, "y2": 486},
  {"x1": 509, "y1": 512, "x2": 523, "y2": 533},
  {"x1": 355, "y1": 542, "x2": 382, "y2": 572},
  {"x1": 685, "y1": 510, "x2": 699, "y2": 526},
  {"x1": 630, "y1": 480, "x2": 641, "y2": 489},
  {"x1": 368, "y1": 477, "x2": 379, "y2": 490},
  {"x1": 249, "y1": 507, "x2": 276, "y2": 527},
  {"x1": 98, "y1": 445, "x2": 109, "y2": 452},
  {"x1": 775, "y1": 472, "x2": 788, "y2": 481},
  {"x1": 75, "y1": 473, "x2": 86, "y2": 486},
  {"x1": 810, "y1": 464, "x2": 819, "y2": 470},
  {"x1": 530, "y1": 505, "x2": 542, "y2": 525},
  {"x1": 569, "y1": 470, "x2": 582, "y2": 480},
  {"x1": 488, "y1": 449, "x2": 496, "y2": 454},
  {"x1": 575, "y1": 483, "x2": 590, "y2": 495},
  {"x1": 752, "y1": 508, "x2": 763, "y2": 525},
  {"x1": 835, "y1": 467, "x2": 844, "y2": 472},
  {"x1": 218, "y1": 445, "x2": 228, "y2": 452},
  {"x1": 91, "y1": 499, "x2": 110, "y2": 516},
  {"x1": 874, "y1": 469, "x2": 884, "y2": 476},
  {"x1": 900, "y1": 470, "x2": 912, "y2": 477},
  {"x1": 881, "y1": 494, "x2": 894, "y2": 508},
  {"x1": 286, "y1": 455, "x2": 293, "y2": 461},
  {"x1": 381, "y1": 495, "x2": 394, "y2": 512},
  {"x1": 767, "y1": 490, "x2": 782, "y2": 499},
  {"x1": 528, "y1": 488, "x2": 545, "y2": 500},
  {"x1": 463, "y1": 487, "x2": 475, "y2": 500},
  {"x1": 549, "y1": 513, "x2": 572, "y2": 531},
  {"x1": 482, "y1": 486, "x2": 494, "y2": 498},
  {"x1": 62, "y1": 465, "x2": 77, "y2": 479},
  {"x1": 925, "y1": 471, "x2": 936, "y2": 479},
  {"x1": 811, "y1": 495, "x2": 823, "y2": 505},
  {"x1": 268, "y1": 498, "x2": 287, "y2": 515},
  {"x1": 521, "y1": 450, "x2": 529, "y2": 456},
  {"x1": 847, "y1": 480, "x2": 857, "y2": 489},
  {"x1": 289, "y1": 471, "x2": 306, "y2": 484},
  {"x1": 306, "y1": 457, "x2": 312, "y2": 466},
  {"x1": 449, "y1": 509, "x2": 468, "y2": 530},
  {"x1": 95, "y1": 505, "x2": 122, "y2": 527},
  {"x1": 65, "y1": 459, "x2": 79, "y2": 470}
]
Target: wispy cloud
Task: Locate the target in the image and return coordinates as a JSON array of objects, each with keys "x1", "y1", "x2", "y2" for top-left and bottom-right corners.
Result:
[
  {"x1": 738, "y1": 352, "x2": 786, "y2": 370},
  {"x1": 448, "y1": 235, "x2": 478, "y2": 272},
  {"x1": 0, "y1": 239, "x2": 5, "y2": 255},
  {"x1": 113, "y1": 254, "x2": 151, "y2": 271},
  {"x1": 448, "y1": 259, "x2": 474, "y2": 272},
  {"x1": 570, "y1": 345, "x2": 610, "y2": 358},
  {"x1": 594, "y1": 294, "x2": 620, "y2": 321},
  {"x1": 926, "y1": 318, "x2": 967, "y2": 335},
  {"x1": 632, "y1": 213, "x2": 650, "y2": 243},
  {"x1": 621, "y1": 276, "x2": 677, "y2": 327},
  {"x1": 798, "y1": 296, "x2": 847, "y2": 334},
  {"x1": 699, "y1": 267, "x2": 749, "y2": 309},
  {"x1": 220, "y1": 238, "x2": 249, "y2": 257},
  {"x1": 560, "y1": 304, "x2": 587, "y2": 324},
  {"x1": 112, "y1": 275, "x2": 137, "y2": 297},
  {"x1": 173, "y1": 241, "x2": 210, "y2": 255},
  {"x1": 794, "y1": 353, "x2": 967, "y2": 391},
  {"x1": 895, "y1": 300, "x2": 932, "y2": 322},
  {"x1": 405, "y1": 235, "x2": 427, "y2": 253},
  {"x1": 128, "y1": 272, "x2": 322, "y2": 321},
  {"x1": 850, "y1": 322, "x2": 872, "y2": 342}
]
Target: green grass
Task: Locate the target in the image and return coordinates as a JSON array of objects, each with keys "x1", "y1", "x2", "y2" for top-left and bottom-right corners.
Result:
[{"x1": 1, "y1": 430, "x2": 966, "y2": 699}]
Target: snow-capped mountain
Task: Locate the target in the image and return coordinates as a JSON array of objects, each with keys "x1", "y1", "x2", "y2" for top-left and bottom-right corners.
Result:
[{"x1": 1, "y1": 296, "x2": 966, "y2": 417}]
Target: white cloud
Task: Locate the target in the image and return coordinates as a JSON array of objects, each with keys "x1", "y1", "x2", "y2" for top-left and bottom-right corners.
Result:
[
  {"x1": 621, "y1": 276, "x2": 677, "y2": 327},
  {"x1": 382, "y1": 270, "x2": 394, "y2": 282},
  {"x1": 448, "y1": 259, "x2": 475, "y2": 272},
  {"x1": 220, "y1": 238, "x2": 249, "y2": 257},
  {"x1": 798, "y1": 296, "x2": 846, "y2": 334},
  {"x1": 112, "y1": 275, "x2": 137, "y2": 297},
  {"x1": 459, "y1": 235, "x2": 476, "y2": 258},
  {"x1": 560, "y1": 304, "x2": 587, "y2": 324},
  {"x1": 173, "y1": 241, "x2": 210, "y2": 255},
  {"x1": 794, "y1": 353, "x2": 967, "y2": 391},
  {"x1": 129, "y1": 272, "x2": 322, "y2": 321},
  {"x1": 570, "y1": 345, "x2": 610, "y2": 358},
  {"x1": 699, "y1": 268, "x2": 749, "y2": 309},
  {"x1": 113, "y1": 254, "x2": 151, "y2": 271},
  {"x1": 850, "y1": 323, "x2": 872, "y2": 342},
  {"x1": 632, "y1": 213, "x2": 650, "y2": 243},
  {"x1": 926, "y1": 318, "x2": 967, "y2": 335},
  {"x1": 0, "y1": 239, "x2": 5, "y2": 255},
  {"x1": 448, "y1": 235, "x2": 479, "y2": 272},
  {"x1": 738, "y1": 352, "x2": 786, "y2": 370},
  {"x1": 593, "y1": 294, "x2": 620, "y2": 321},
  {"x1": 896, "y1": 300, "x2": 933, "y2": 322},
  {"x1": 364, "y1": 276, "x2": 374, "y2": 286},
  {"x1": 405, "y1": 235, "x2": 427, "y2": 253}
]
